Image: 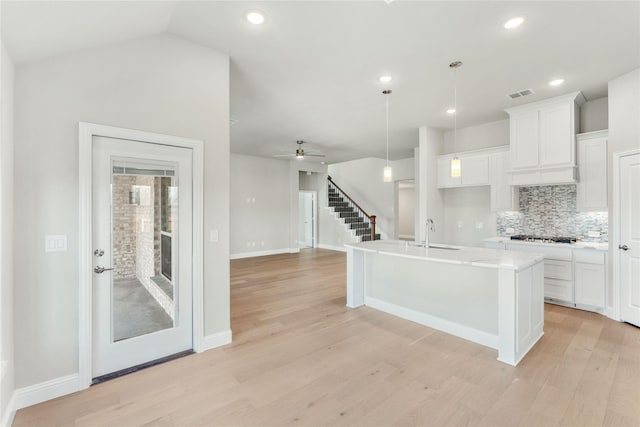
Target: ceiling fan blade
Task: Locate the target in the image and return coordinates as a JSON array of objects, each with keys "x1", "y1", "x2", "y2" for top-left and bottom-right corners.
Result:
[
  {"x1": 303, "y1": 154, "x2": 326, "y2": 157},
  {"x1": 273, "y1": 154, "x2": 295, "y2": 157}
]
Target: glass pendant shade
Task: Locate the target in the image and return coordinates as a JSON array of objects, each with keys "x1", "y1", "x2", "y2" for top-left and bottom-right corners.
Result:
[
  {"x1": 450, "y1": 157, "x2": 461, "y2": 178},
  {"x1": 383, "y1": 165, "x2": 393, "y2": 182}
]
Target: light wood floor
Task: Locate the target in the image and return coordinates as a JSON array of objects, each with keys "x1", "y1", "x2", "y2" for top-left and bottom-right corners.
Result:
[{"x1": 14, "y1": 249, "x2": 640, "y2": 426}]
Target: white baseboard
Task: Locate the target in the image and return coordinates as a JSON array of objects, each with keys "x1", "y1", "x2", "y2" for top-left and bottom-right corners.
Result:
[
  {"x1": 201, "y1": 330, "x2": 232, "y2": 352},
  {"x1": 317, "y1": 244, "x2": 347, "y2": 252},
  {"x1": 230, "y1": 248, "x2": 295, "y2": 260},
  {"x1": 13, "y1": 374, "x2": 82, "y2": 411},
  {"x1": 1, "y1": 392, "x2": 15, "y2": 427},
  {"x1": 365, "y1": 296, "x2": 499, "y2": 350}
]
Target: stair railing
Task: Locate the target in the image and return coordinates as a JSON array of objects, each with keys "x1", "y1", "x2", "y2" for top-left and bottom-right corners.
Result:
[{"x1": 327, "y1": 176, "x2": 376, "y2": 241}]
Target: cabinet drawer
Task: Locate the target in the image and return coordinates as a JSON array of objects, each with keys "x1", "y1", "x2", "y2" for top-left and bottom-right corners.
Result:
[
  {"x1": 544, "y1": 278, "x2": 573, "y2": 302},
  {"x1": 544, "y1": 259, "x2": 572, "y2": 280},
  {"x1": 506, "y1": 243, "x2": 572, "y2": 261},
  {"x1": 574, "y1": 250, "x2": 605, "y2": 265}
]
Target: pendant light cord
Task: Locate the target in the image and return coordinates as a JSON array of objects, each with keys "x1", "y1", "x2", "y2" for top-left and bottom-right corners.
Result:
[
  {"x1": 386, "y1": 95, "x2": 389, "y2": 166},
  {"x1": 453, "y1": 65, "x2": 457, "y2": 155}
]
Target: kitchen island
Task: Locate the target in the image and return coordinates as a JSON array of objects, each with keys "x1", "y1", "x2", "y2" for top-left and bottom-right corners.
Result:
[{"x1": 345, "y1": 240, "x2": 545, "y2": 366}]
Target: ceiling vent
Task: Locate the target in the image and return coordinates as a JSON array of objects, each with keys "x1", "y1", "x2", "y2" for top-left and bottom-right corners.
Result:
[{"x1": 507, "y1": 88, "x2": 535, "y2": 100}]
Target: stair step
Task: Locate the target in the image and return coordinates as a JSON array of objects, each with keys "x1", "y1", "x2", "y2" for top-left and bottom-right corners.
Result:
[
  {"x1": 339, "y1": 211, "x2": 358, "y2": 218},
  {"x1": 355, "y1": 228, "x2": 372, "y2": 236},
  {"x1": 329, "y1": 201, "x2": 348, "y2": 208},
  {"x1": 344, "y1": 217, "x2": 364, "y2": 224},
  {"x1": 333, "y1": 207, "x2": 354, "y2": 213},
  {"x1": 350, "y1": 223, "x2": 368, "y2": 230}
]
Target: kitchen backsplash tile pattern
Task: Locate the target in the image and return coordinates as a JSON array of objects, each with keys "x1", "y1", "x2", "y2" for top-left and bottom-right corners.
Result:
[{"x1": 496, "y1": 185, "x2": 608, "y2": 241}]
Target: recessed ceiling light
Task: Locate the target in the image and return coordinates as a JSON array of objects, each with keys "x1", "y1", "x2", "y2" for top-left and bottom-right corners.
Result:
[
  {"x1": 549, "y1": 78, "x2": 565, "y2": 86},
  {"x1": 504, "y1": 16, "x2": 525, "y2": 29},
  {"x1": 446, "y1": 108, "x2": 456, "y2": 114},
  {"x1": 246, "y1": 11, "x2": 265, "y2": 25},
  {"x1": 379, "y1": 75, "x2": 392, "y2": 83}
]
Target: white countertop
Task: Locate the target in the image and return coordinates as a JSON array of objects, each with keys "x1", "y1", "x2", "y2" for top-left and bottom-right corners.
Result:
[
  {"x1": 484, "y1": 237, "x2": 609, "y2": 251},
  {"x1": 345, "y1": 240, "x2": 544, "y2": 271}
]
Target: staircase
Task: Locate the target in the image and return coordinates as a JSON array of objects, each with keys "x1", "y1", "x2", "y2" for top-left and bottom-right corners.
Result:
[{"x1": 328, "y1": 178, "x2": 381, "y2": 242}]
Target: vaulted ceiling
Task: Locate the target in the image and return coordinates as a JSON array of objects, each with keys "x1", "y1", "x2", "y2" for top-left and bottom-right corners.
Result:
[{"x1": 3, "y1": 1, "x2": 639, "y2": 163}]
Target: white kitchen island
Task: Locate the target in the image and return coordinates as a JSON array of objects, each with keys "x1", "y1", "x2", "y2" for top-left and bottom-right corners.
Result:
[{"x1": 345, "y1": 240, "x2": 545, "y2": 366}]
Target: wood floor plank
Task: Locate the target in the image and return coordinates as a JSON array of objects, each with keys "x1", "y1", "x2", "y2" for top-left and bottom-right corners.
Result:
[{"x1": 12, "y1": 249, "x2": 640, "y2": 427}]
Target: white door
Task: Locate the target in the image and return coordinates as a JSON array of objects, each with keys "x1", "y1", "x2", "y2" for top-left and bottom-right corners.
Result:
[
  {"x1": 298, "y1": 192, "x2": 314, "y2": 248},
  {"x1": 619, "y1": 151, "x2": 640, "y2": 327},
  {"x1": 92, "y1": 136, "x2": 193, "y2": 378}
]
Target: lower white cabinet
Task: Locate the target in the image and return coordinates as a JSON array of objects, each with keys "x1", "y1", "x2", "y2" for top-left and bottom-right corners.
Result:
[
  {"x1": 491, "y1": 241, "x2": 608, "y2": 312},
  {"x1": 574, "y1": 249, "x2": 606, "y2": 309}
]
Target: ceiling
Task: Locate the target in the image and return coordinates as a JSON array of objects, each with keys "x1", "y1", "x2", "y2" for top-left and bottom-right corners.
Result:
[{"x1": 3, "y1": 1, "x2": 639, "y2": 163}]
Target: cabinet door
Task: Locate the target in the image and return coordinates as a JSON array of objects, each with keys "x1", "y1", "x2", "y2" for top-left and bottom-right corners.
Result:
[
  {"x1": 539, "y1": 103, "x2": 573, "y2": 167},
  {"x1": 510, "y1": 111, "x2": 539, "y2": 170},
  {"x1": 461, "y1": 154, "x2": 489, "y2": 186},
  {"x1": 437, "y1": 157, "x2": 461, "y2": 188},
  {"x1": 490, "y1": 151, "x2": 518, "y2": 211},
  {"x1": 574, "y1": 262, "x2": 605, "y2": 309},
  {"x1": 577, "y1": 137, "x2": 608, "y2": 211}
]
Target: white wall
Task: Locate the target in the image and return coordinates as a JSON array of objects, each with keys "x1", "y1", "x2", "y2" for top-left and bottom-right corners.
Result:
[
  {"x1": 397, "y1": 183, "x2": 415, "y2": 239},
  {"x1": 0, "y1": 42, "x2": 15, "y2": 424},
  {"x1": 13, "y1": 34, "x2": 230, "y2": 388},
  {"x1": 608, "y1": 68, "x2": 640, "y2": 315},
  {"x1": 328, "y1": 157, "x2": 414, "y2": 239},
  {"x1": 230, "y1": 154, "x2": 291, "y2": 256},
  {"x1": 442, "y1": 187, "x2": 496, "y2": 247},
  {"x1": 443, "y1": 119, "x2": 509, "y2": 154},
  {"x1": 580, "y1": 97, "x2": 608, "y2": 133}
]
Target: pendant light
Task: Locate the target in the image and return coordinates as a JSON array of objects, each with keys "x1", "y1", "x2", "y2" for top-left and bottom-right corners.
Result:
[
  {"x1": 383, "y1": 89, "x2": 393, "y2": 182},
  {"x1": 450, "y1": 61, "x2": 462, "y2": 178}
]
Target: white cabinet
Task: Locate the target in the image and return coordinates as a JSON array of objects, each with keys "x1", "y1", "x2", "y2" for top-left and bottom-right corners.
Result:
[
  {"x1": 490, "y1": 150, "x2": 519, "y2": 211},
  {"x1": 437, "y1": 156, "x2": 461, "y2": 188},
  {"x1": 437, "y1": 148, "x2": 498, "y2": 189},
  {"x1": 576, "y1": 130, "x2": 608, "y2": 211},
  {"x1": 461, "y1": 155, "x2": 489, "y2": 186},
  {"x1": 506, "y1": 92, "x2": 585, "y2": 186},
  {"x1": 505, "y1": 243, "x2": 574, "y2": 305},
  {"x1": 574, "y1": 249, "x2": 606, "y2": 310}
]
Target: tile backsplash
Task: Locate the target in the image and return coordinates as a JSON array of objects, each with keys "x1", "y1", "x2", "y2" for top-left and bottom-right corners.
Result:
[{"x1": 496, "y1": 185, "x2": 608, "y2": 241}]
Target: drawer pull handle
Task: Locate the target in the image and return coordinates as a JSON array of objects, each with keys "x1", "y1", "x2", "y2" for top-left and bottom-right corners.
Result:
[{"x1": 618, "y1": 244, "x2": 629, "y2": 251}]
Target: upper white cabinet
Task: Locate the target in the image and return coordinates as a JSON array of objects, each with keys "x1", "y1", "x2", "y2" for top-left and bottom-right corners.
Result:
[
  {"x1": 437, "y1": 151, "x2": 490, "y2": 188},
  {"x1": 576, "y1": 130, "x2": 608, "y2": 211},
  {"x1": 506, "y1": 92, "x2": 586, "y2": 186},
  {"x1": 490, "y1": 150, "x2": 519, "y2": 211}
]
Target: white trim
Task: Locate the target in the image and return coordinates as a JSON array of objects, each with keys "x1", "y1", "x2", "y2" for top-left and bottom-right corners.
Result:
[
  {"x1": 365, "y1": 296, "x2": 499, "y2": 350},
  {"x1": 0, "y1": 393, "x2": 15, "y2": 427},
  {"x1": 317, "y1": 243, "x2": 347, "y2": 252},
  {"x1": 78, "y1": 122, "x2": 205, "y2": 389},
  {"x1": 200, "y1": 330, "x2": 233, "y2": 352},
  {"x1": 14, "y1": 374, "x2": 81, "y2": 410},
  {"x1": 230, "y1": 248, "x2": 296, "y2": 260},
  {"x1": 612, "y1": 148, "x2": 640, "y2": 322},
  {"x1": 398, "y1": 234, "x2": 415, "y2": 240},
  {"x1": 576, "y1": 129, "x2": 608, "y2": 140}
]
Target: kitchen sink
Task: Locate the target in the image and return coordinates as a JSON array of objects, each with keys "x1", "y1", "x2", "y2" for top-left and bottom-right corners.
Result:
[
  {"x1": 409, "y1": 243, "x2": 460, "y2": 251},
  {"x1": 428, "y1": 244, "x2": 460, "y2": 251}
]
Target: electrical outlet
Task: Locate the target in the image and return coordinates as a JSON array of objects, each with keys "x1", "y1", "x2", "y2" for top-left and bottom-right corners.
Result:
[{"x1": 457, "y1": 221, "x2": 463, "y2": 229}]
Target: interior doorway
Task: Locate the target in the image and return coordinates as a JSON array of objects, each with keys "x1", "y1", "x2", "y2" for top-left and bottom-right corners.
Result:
[
  {"x1": 395, "y1": 180, "x2": 416, "y2": 241},
  {"x1": 615, "y1": 149, "x2": 640, "y2": 327},
  {"x1": 298, "y1": 191, "x2": 316, "y2": 248}
]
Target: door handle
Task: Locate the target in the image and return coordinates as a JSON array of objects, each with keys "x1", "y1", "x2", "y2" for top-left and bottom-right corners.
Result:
[
  {"x1": 94, "y1": 265, "x2": 114, "y2": 274},
  {"x1": 618, "y1": 244, "x2": 629, "y2": 251}
]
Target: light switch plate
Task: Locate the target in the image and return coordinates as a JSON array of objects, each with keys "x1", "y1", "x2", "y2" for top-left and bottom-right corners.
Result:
[
  {"x1": 210, "y1": 229, "x2": 219, "y2": 242},
  {"x1": 45, "y1": 235, "x2": 67, "y2": 252}
]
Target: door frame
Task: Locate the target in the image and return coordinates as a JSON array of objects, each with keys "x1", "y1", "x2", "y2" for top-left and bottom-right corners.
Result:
[
  {"x1": 78, "y1": 122, "x2": 204, "y2": 388},
  {"x1": 298, "y1": 190, "x2": 316, "y2": 248},
  {"x1": 611, "y1": 148, "x2": 640, "y2": 322}
]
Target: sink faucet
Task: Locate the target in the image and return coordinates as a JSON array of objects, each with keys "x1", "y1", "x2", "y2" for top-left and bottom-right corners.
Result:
[{"x1": 426, "y1": 218, "x2": 435, "y2": 249}]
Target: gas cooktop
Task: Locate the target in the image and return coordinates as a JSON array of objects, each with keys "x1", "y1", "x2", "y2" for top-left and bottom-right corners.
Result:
[{"x1": 509, "y1": 235, "x2": 577, "y2": 244}]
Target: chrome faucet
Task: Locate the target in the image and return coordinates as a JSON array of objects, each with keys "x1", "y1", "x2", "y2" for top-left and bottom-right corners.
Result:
[{"x1": 426, "y1": 218, "x2": 435, "y2": 249}]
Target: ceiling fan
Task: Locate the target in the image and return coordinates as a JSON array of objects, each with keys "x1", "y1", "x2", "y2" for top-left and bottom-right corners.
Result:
[{"x1": 274, "y1": 140, "x2": 325, "y2": 160}]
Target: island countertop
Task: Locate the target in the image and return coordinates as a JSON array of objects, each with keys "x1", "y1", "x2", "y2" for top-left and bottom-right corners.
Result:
[{"x1": 345, "y1": 240, "x2": 544, "y2": 271}]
